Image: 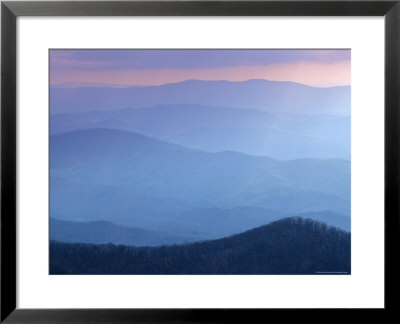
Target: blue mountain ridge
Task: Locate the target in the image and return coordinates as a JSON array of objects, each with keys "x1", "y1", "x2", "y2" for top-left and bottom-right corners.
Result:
[
  {"x1": 50, "y1": 104, "x2": 350, "y2": 159},
  {"x1": 50, "y1": 79, "x2": 350, "y2": 115},
  {"x1": 50, "y1": 128, "x2": 351, "y2": 236}
]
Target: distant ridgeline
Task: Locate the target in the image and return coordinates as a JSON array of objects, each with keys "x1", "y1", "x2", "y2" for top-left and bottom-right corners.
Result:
[
  {"x1": 50, "y1": 79, "x2": 350, "y2": 115},
  {"x1": 50, "y1": 80, "x2": 351, "y2": 160},
  {"x1": 50, "y1": 218, "x2": 351, "y2": 275}
]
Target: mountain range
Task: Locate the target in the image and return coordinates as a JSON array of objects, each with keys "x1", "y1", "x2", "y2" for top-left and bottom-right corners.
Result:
[
  {"x1": 50, "y1": 128, "x2": 350, "y2": 217},
  {"x1": 48, "y1": 75, "x2": 352, "y2": 275},
  {"x1": 50, "y1": 128, "x2": 350, "y2": 244},
  {"x1": 50, "y1": 104, "x2": 350, "y2": 159},
  {"x1": 50, "y1": 79, "x2": 350, "y2": 115}
]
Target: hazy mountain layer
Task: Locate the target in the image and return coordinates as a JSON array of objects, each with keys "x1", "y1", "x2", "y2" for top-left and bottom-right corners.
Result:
[
  {"x1": 50, "y1": 79, "x2": 350, "y2": 115},
  {"x1": 50, "y1": 104, "x2": 350, "y2": 159},
  {"x1": 50, "y1": 218, "x2": 200, "y2": 246},
  {"x1": 50, "y1": 129, "x2": 351, "y2": 225}
]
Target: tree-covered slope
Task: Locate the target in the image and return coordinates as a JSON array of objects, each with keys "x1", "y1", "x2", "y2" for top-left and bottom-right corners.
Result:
[{"x1": 50, "y1": 218, "x2": 350, "y2": 275}]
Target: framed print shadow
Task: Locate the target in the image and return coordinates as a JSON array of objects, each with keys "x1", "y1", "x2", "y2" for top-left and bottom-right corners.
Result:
[{"x1": 1, "y1": 0, "x2": 400, "y2": 322}]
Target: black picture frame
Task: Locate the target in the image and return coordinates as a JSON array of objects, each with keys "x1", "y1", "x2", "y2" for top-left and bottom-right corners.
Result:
[{"x1": 1, "y1": 0, "x2": 399, "y2": 322}]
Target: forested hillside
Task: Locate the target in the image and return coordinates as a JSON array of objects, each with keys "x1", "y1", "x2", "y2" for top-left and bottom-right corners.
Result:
[{"x1": 50, "y1": 218, "x2": 350, "y2": 275}]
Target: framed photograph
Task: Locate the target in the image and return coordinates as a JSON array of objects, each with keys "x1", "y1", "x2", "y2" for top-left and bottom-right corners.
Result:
[{"x1": 1, "y1": 0, "x2": 399, "y2": 322}]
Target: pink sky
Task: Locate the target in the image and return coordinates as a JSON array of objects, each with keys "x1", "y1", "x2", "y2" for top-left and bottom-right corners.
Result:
[
  {"x1": 50, "y1": 50, "x2": 351, "y2": 88},
  {"x1": 51, "y1": 61, "x2": 350, "y2": 88}
]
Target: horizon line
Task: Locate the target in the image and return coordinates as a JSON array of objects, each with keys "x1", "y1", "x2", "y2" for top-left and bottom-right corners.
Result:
[{"x1": 50, "y1": 78, "x2": 351, "y2": 89}]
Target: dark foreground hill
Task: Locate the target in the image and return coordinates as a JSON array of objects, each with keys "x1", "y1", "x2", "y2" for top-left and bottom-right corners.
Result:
[{"x1": 50, "y1": 218, "x2": 350, "y2": 275}]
